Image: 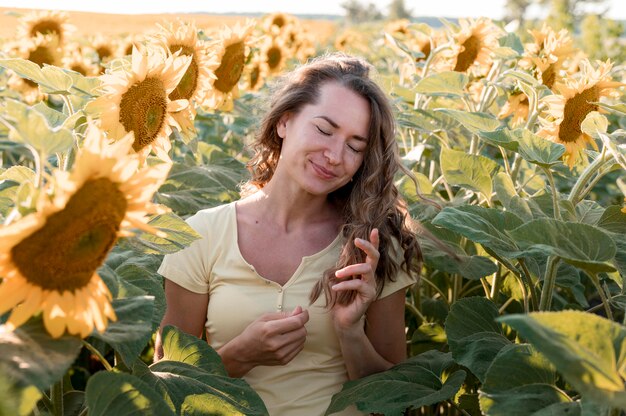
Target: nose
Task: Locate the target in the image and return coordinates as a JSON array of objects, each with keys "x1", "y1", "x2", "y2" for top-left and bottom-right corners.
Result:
[{"x1": 323, "y1": 141, "x2": 342, "y2": 165}]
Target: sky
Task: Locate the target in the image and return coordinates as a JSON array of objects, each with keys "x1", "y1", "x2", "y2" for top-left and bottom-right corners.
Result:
[{"x1": 0, "y1": 0, "x2": 625, "y2": 20}]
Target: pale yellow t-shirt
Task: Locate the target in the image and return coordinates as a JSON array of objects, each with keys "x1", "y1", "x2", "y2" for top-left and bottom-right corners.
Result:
[{"x1": 158, "y1": 202, "x2": 416, "y2": 416}]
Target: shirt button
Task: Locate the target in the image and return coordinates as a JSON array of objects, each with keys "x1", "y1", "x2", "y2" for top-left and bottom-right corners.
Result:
[{"x1": 278, "y1": 288, "x2": 283, "y2": 293}]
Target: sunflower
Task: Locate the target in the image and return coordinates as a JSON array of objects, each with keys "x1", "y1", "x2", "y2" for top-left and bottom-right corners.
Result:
[
  {"x1": 520, "y1": 24, "x2": 577, "y2": 91},
  {"x1": 448, "y1": 18, "x2": 502, "y2": 75},
  {"x1": 622, "y1": 197, "x2": 626, "y2": 214},
  {"x1": 385, "y1": 19, "x2": 412, "y2": 37},
  {"x1": 537, "y1": 60, "x2": 624, "y2": 168},
  {"x1": 243, "y1": 51, "x2": 268, "y2": 92},
  {"x1": 262, "y1": 12, "x2": 296, "y2": 36},
  {"x1": 7, "y1": 34, "x2": 63, "y2": 103},
  {"x1": 89, "y1": 44, "x2": 191, "y2": 161},
  {"x1": 90, "y1": 34, "x2": 119, "y2": 73},
  {"x1": 204, "y1": 20, "x2": 255, "y2": 111},
  {"x1": 118, "y1": 34, "x2": 145, "y2": 57},
  {"x1": 260, "y1": 35, "x2": 289, "y2": 75},
  {"x1": 150, "y1": 19, "x2": 219, "y2": 130},
  {"x1": 0, "y1": 124, "x2": 171, "y2": 338},
  {"x1": 498, "y1": 91, "x2": 529, "y2": 127},
  {"x1": 62, "y1": 44, "x2": 99, "y2": 77},
  {"x1": 16, "y1": 10, "x2": 75, "y2": 45}
]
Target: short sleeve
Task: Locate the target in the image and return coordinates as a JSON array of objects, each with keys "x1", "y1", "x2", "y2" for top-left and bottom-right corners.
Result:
[
  {"x1": 157, "y1": 212, "x2": 211, "y2": 294},
  {"x1": 377, "y1": 237, "x2": 418, "y2": 299}
]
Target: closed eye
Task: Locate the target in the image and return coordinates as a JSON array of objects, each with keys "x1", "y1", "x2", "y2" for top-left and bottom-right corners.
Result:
[
  {"x1": 347, "y1": 144, "x2": 363, "y2": 153},
  {"x1": 316, "y1": 126, "x2": 331, "y2": 136}
]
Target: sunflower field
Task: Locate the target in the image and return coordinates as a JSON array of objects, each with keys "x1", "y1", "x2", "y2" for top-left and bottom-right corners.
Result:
[{"x1": 0, "y1": 7, "x2": 625, "y2": 416}]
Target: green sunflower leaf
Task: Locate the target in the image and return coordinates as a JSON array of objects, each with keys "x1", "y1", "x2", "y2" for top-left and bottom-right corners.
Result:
[
  {"x1": 144, "y1": 361, "x2": 269, "y2": 416},
  {"x1": 0, "y1": 59, "x2": 73, "y2": 94},
  {"x1": 160, "y1": 325, "x2": 227, "y2": 376},
  {"x1": 440, "y1": 148, "x2": 500, "y2": 202},
  {"x1": 325, "y1": 350, "x2": 465, "y2": 415},
  {"x1": 431, "y1": 205, "x2": 522, "y2": 257},
  {"x1": 498, "y1": 311, "x2": 626, "y2": 410},
  {"x1": 512, "y1": 129, "x2": 565, "y2": 167},
  {"x1": 478, "y1": 344, "x2": 576, "y2": 416},
  {"x1": 85, "y1": 372, "x2": 176, "y2": 416},
  {"x1": 445, "y1": 297, "x2": 511, "y2": 382},
  {"x1": 91, "y1": 296, "x2": 155, "y2": 367},
  {"x1": 414, "y1": 71, "x2": 469, "y2": 97},
  {"x1": 508, "y1": 218, "x2": 617, "y2": 273},
  {"x1": 436, "y1": 109, "x2": 502, "y2": 133},
  {"x1": 3, "y1": 99, "x2": 74, "y2": 155}
]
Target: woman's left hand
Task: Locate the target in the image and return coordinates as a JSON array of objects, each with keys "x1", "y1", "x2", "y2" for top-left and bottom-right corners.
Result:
[{"x1": 331, "y1": 228, "x2": 380, "y2": 331}]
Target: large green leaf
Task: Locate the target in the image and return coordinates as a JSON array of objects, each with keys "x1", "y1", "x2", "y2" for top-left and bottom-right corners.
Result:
[
  {"x1": 85, "y1": 372, "x2": 176, "y2": 416},
  {"x1": 156, "y1": 161, "x2": 245, "y2": 217},
  {"x1": 145, "y1": 361, "x2": 269, "y2": 416},
  {"x1": 432, "y1": 205, "x2": 523, "y2": 257},
  {"x1": 499, "y1": 311, "x2": 626, "y2": 410},
  {"x1": 160, "y1": 325, "x2": 227, "y2": 376},
  {"x1": 479, "y1": 344, "x2": 576, "y2": 416},
  {"x1": 180, "y1": 393, "x2": 249, "y2": 416},
  {"x1": 478, "y1": 129, "x2": 520, "y2": 152},
  {"x1": 436, "y1": 109, "x2": 502, "y2": 133},
  {"x1": 90, "y1": 296, "x2": 155, "y2": 367},
  {"x1": 414, "y1": 71, "x2": 469, "y2": 97},
  {"x1": 513, "y1": 129, "x2": 565, "y2": 167},
  {"x1": 3, "y1": 99, "x2": 74, "y2": 155},
  {"x1": 445, "y1": 297, "x2": 511, "y2": 382},
  {"x1": 596, "y1": 205, "x2": 626, "y2": 234},
  {"x1": 325, "y1": 350, "x2": 466, "y2": 415},
  {"x1": 0, "y1": 59, "x2": 72, "y2": 94},
  {"x1": 126, "y1": 212, "x2": 202, "y2": 255},
  {"x1": 508, "y1": 218, "x2": 617, "y2": 273},
  {"x1": 0, "y1": 317, "x2": 82, "y2": 391},
  {"x1": 440, "y1": 148, "x2": 500, "y2": 201}
]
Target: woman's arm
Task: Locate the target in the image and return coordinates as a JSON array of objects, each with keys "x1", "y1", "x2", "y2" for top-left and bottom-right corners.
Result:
[{"x1": 154, "y1": 279, "x2": 209, "y2": 361}]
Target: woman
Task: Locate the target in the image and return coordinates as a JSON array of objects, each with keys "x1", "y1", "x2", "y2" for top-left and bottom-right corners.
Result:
[{"x1": 155, "y1": 53, "x2": 422, "y2": 415}]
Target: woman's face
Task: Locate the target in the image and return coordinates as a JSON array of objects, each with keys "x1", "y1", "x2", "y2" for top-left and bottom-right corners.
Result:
[{"x1": 276, "y1": 81, "x2": 370, "y2": 196}]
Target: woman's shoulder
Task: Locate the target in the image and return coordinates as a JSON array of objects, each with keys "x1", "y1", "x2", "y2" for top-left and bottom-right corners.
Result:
[{"x1": 186, "y1": 201, "x2": 236, "y2": 232}]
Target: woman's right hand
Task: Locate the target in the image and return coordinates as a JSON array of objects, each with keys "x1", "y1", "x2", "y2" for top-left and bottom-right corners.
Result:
[{"x1": 218, "y1": 306, "x2": 309, "y2": 377}]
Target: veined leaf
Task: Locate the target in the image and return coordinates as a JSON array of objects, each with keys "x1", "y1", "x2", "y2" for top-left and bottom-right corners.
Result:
[
  {"x1": 596, "y1": 206, "x2": 626, "y2": 234},
  {"x1": 0, "y1": 59, "x2": 73, "y2": 94},
  {"x1": 478, "y1": 129, "x2": 520, "y2": 152},
  {"x1": 85, "y1": 372, "x2": 176, "y2": 416},
  {"x1": 3, "y1": 99, "x2": 73, "y2": 155},
  {"x1": 436, "y1": 109, "x2": 501, "y2": 133},
  {"x1": 508, "y1": 218, "x2": 617, "y2": 273},
  {"x1": 160, "y1": 325, "x2": 227, "y2": 376},
  {"x1": 127, "y1": 212, "x2": 202, "y2": 255},
  {"x1": 432, "y1": 205, "x2": 522, "y2": 257},
  {"x1": 414, "y1": 71, "x2": 469, "y2": 97},
  {"x1": 512, "y1": 129, "x2": 565, "y2": 167},
  {"x1": 499, "y1": 311, "x2": 626, "y2": 410},
  {"x1": 325, "y1": 350, "x2": 465, "y2": 415},
  {"x1": 479, "y1": 344, "x2": 576, "y2": 416},
  {"x1": 494, "y1": 172, "x2": 533, "y2": 222},
  {"x1": 445, "y1": 297, "x2": 511, "y2": 382},
  {"x1": 440, "y1": 148, "x2": 500, "y2": 201}
]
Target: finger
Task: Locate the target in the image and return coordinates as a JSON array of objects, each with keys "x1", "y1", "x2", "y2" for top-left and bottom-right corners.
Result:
[
  {"x1": 335, "y1": 263, "x2": 373, "y2": 279},
  {"x1": 332, "y1": 278, "x2": 377, "y2": 294},
  {"x1": 354, "y1": 237, "x2": 380, "y2": 265},
  {"x1": 267, "y1": 310, "x2": 309, "y2": 333}
]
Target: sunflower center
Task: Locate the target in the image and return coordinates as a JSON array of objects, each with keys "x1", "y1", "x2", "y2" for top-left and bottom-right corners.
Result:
[
  {"x1": 454, "y1": 35, "x2": 480, "y2": 72},
  {"x1": 267, "y1": 46, "x2": 282, "y2": 70},
  {"x1": 417, "y1": 41, "x2": 431, "y2": 62},
  {"x1": 214, "y1": 41, "x2": 245, "y2": 93},
  {"x1": 96, "y1": 46, "x2": 113, "y2": 61},
  {"x1": 30, "y1": 21, "x2": 62, "y2": 40},
  {"x1": 558, "y1": 86, "x2": 599, "y2": 144},
  {"x1": 169, "y1": 44, "x2": 198, "y2": 101},
  {"x1": 10, "y1": 178, "x2": 127, "y2": 292},
  {"x1": 25, "y1": 45, "x2": 55, "y2": 87},
  {"x1": 541, "y1": 63, "x2": 558, "y2": 89},
  {"x1": 118, "y1": 77, "x2": 168, "y2": 152},
  {"x1": 272, "y1": 16, "x2": 286, "y2": 28}
]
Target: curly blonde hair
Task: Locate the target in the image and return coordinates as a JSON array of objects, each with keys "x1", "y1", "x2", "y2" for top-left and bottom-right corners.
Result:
[{"x1": 242, "y1": 53, "x2": 422, "y2": 306}]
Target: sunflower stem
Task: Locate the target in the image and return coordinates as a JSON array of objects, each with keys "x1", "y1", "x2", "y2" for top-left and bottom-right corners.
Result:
[
  {"x1": 38, "y1": 392, "x2": 53, "y2": 414},
  {"x1": 539, "y1": 255, "x2": 561, "y2": 311},
  {"x1": 588, "y1": 272, "x2": 613, "y2": 321},
  {"x1": 82, "y1": 340, "x2": 113, "y2": 372},
  {"x1": 60, "y1": 94, "x2": 75, "y2": 116},
  {"x1": 51, "y1": 380, "x2": 63, "y2": 416},
  {"x1": 541, "y1": 166, "x2": 561, "y2": 221},
  {"x1": 518, "y1": 258, "x2": 539, "y2": 311},
  {"x1": 405, "y1": 301, "x2": 427, "y2": 324},
  {"x1": 567, "y1": 151, "x2": 612, "y2": 205}
]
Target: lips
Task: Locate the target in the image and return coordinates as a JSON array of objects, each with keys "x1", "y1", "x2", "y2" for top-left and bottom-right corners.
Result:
[{"x1": 310, "y1": 160, "x2": 337, "y2": 180}]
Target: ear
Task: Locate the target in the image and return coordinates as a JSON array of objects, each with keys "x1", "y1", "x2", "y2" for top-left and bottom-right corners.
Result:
[{"x1": 276, "y1": 113, "x2": 289, "y2": 139}]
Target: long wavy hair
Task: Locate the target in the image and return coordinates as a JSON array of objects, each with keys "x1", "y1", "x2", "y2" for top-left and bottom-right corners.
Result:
[{"x1": 242, "y1": 52, "x2": 422, "y2": 306}]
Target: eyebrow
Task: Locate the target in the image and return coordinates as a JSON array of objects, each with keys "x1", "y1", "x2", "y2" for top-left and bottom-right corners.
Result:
[{"x1": 314, "y1": 115, "x2": 368, "y2": 142}]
